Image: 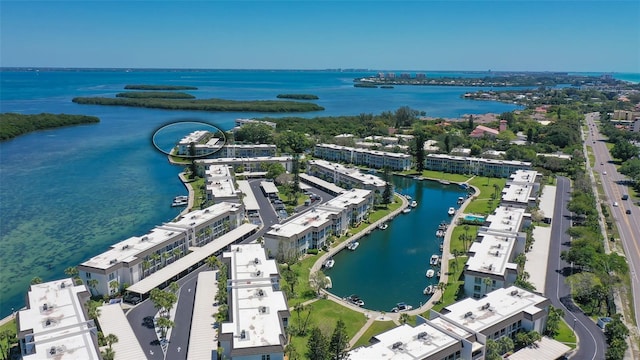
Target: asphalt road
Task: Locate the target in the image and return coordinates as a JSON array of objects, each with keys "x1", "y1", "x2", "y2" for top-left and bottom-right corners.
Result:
[
  {"x1": 586, "y1": 112, "x2": 640, "y2": 327},
  {"x1": 545, "y1": 175, "x2": 606, "y2": 360}
]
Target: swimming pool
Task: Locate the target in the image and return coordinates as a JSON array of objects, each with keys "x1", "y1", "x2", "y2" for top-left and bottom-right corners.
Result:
[{"x1": 464, "y1": 215, "x2": 485, "y2": 223}]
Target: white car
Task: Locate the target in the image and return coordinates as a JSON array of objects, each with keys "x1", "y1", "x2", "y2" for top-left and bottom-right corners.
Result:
[
  {"x1": 603, "y1": 171, "x2": 607, "y2": 175},
  {"x1": 613, "y1": 202, "x2": 618, "y2": 207}
]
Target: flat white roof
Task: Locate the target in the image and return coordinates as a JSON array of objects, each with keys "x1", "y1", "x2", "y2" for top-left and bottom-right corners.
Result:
[
  {"x1": 348, "y1": 323, "x2": 460, "y2": 360},
  {"x1": 440, "y1": 286, "x2": 548, "y2": 333},
  {"x1": 222, "y1": 244, "x2": 288, "y2": 350},
  {"x1": 205, "y1": 165, "x2": 237, "y2": 199},
  {"x1": 316, "y1": 143, "x2": 412, "y2": 159},
  {"x1": 501, "y1": 183, "x2": 535, "y2": 204},
  {"x1": 322, "y1": 188, "x2": 371, "y2": 209},
  {"x1": 260, "y1": 181, "x2": 279, "y2": 194},
  {"x1": 466, "y1": 232, "x2": 517, "y2": 276},
  {"x1": 508, "y1": 336, "x2": 571, "y2": 360},
  {"x1": 18, "y1": 278, "x2": 99, "y2": 360},
  {"x1": 309, "y1": 160, "x2": 386, "y2": 187},
  {"x1": 509, "y1": 170, "x2": 538, "y2": 185},
  {"x1": 163, "y1": 202, "x2": 243, "y2": 232},
  {"x1": 178, "y1": 130, "x2": 208, "y2": 145},
  {"x1": 196, "y1": 156, "x2": 292, "y2": 165},
  {"x1": 426, "y1": 154, "x2": 532, "y2": 167},
  {"x1": 236, "y1": 180, "x2": 260, "y2": 211},
  {"x1": 80, "y1": 227, "x2": 186, "y2": 270},
  {"x1": 483, "y1": 206, "x2": 527, "y2": 234},
  {"x1": 188, "y1": 271, "x2": 220, "y2": 360},
  {"x1": 266, "y1": 207, "x2": 338, "y2": 238},
  {"x1": 127, "y1": 224, "x2": 258, "y2": 295},
  {"x1": 97, "y1": 304, "x2": 146, "y2": 360},
  {"x1": 298, "y1": 173, "x2": 345, "y2": 194}
]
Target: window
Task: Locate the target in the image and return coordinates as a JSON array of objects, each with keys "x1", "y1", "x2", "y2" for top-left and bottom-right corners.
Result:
[
  {"x1": 474, "y1": 277, "x2": 481, "y2": 284},
  {"x1": 261, "y1": 355, "x2": 270, "y2": 360},
  {"x1": 108, "y1": 272, "x2": 115, "y2": 281},
  {"x1": 85, "y1": 272, "x2": 91, "y2": 279},
  {"x1": 474, "y1": 285, "x2": 481, "y2": 292}
]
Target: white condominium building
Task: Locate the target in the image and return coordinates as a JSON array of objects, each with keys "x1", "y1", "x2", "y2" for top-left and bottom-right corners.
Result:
[
  {"x1": 17, "y1": 278, "x2": 99, "y2": 360},
  {"x1": 220, "y1": 244, "x2": 290, "y2": 360},
  {"x1": 196, "y1": 156, "x2": 293, "y2": 175},
  {"x1": 78, "y1": 202, "x2": 244, "y2": 296},
  {"x1": 176, "y1": 131, "x2": 224, "y2": 157},
  {"x1": 307, "y1": 159, "x2": 388, "y2": 194},
  {"x1": 264, "y1": 189, "x2": 373, "y2": 259},
  {"x1": 204, "y1": 164, "x2": 240, "y2": 202},
  {"x1": 351, "y1": 286, "x2": 553, "y2": 360},
  {"x1": 500, "y1": 170, "x2": 541, "y2": 210},
  {"x1": 314, "y1": 143, "x2": 413, "y2": 171},
  {"x1": 463, "y1": 206, "x2": 528, "y2": 298},
  {"x1": 425, "y1": 154, "x2": 531, "y2": 178}
]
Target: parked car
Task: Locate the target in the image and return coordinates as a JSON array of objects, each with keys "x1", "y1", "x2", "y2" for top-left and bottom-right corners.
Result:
[
  {"x1": 622, "y1": 194, "x2": 629, "y2": 200},
  {"x1": 613, "y1": 202, "x2": 618, "y2": 207},
  {"x1": 626, "y1": 209, "x2": 632, "y2": 214}
]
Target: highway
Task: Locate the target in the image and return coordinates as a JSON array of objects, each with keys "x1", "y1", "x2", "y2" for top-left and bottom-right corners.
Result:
[
  {"x1": 545, "y1": 176, "x2": 606, "y2": 360},
  {"x1": 585, "y1": 112, "x2": 640, "y2": 328}
]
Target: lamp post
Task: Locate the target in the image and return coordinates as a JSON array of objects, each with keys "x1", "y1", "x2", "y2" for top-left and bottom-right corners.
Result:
[{"x1": 573, "y1": 317, "x2": 577, "y2": 331}]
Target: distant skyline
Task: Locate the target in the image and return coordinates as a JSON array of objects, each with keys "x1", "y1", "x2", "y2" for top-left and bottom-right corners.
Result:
[{"x1": 1, "y1": 1, "x2": 639, "y2": 73}]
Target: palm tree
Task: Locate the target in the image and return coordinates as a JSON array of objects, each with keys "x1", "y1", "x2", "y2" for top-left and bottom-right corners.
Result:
[
  {"x1": 87, "y1": 279, "x2": 99, "y2": 296},
  {"x1": 206, "y1": 255, "x2": 220, "y2": 270},
  {"x1": 30, "y1": 276, "x2": 43, "y2": 285},
  {"x1": 162, "y1": 252, "x2": 170, "y2": 267},
  {"x1": 151, "y1": 253, "x2": 161, "y2": 271},
  {"x1": 101, "y1": 347, "x2": 115, "y2": 360},
  {"x1": 483, "y1": 277, "x2": 493, "y2": 295},
  {"x1": 64, "y1": 266, "x2": 79, "y2": 278},
  {"x1": 399, "y1": 313, "x2": 410, "y2": 325},
  {"x1": 142, "y1": 260, "x2": 151, "y2": 278},
  {"x1": 105, "y1": 333, "x2": 119, "y2": 350},
  {"x1": 493, "y1": 183, "x2": 501, "y2": 200},
  {"x1": 172, "y1": 247, "x2": 182, "y2": 261},
  {"x1": 437, "y1": 282, "x2": 447, "y2": 299},
  {"x1": 109, "y1": 280, "x2": 120, "y2": 296}
]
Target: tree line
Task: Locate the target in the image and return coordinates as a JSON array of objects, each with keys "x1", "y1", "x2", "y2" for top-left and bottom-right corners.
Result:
[
  {"x1": 277, "y1": 94, "x2": 319, "y2": 100},
  {"x1": 124, "y1": 84, "x2": 198, "y2": 90},
  {"x1": 0, "y1": 113, "x2": 100, "y2": 141},
  {"x1": 72, "y1": 96, "x2": 324, "y2": 113},
  {"x1": 116, "y1": 91, "x2": 195, "y2": 99}
]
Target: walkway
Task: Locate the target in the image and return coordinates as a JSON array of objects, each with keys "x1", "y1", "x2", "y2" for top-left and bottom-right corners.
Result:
[{"x1": 524, "y1": 184, "x2": 557, "y2": 294}]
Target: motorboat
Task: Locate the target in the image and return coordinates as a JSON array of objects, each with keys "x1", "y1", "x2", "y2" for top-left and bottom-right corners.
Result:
[
  {"x1": 437, "y1": 271, "x2": 441, "y2": 277},
  {"x1": 405, "y1": 195, "x2": 412, "y2": 200},
  {"x1": 438, "y1": 222, "x2": 448, "y2": 230},
  {"x1": 457, "y1": 196, "x2": 465, "y2": 204},
  {"x1": 378, "y1": 223, "x2": 388, "y2": 230},
  {"x1": 171, "y1": 199, "x2": 188, "y2": 207},
  {"x1": 391, "y1": 302, "x2": 413, "y2": 312},
  {"x1": 347, "y1": 241, "x2": 359, "y2": 251},
  {"x1": 174, "y1": 195, "x2": 188, "y2": 201},
  {"x1": 426, "y1": 269, "x2": 435, "y2": 278},
  {"x1": 323, "y1": 258, "x2": 335, "y2": 269},
  {"x1": 345, "y1": 294, "x2": 364, "y2": 307},
  {"x1": 439, "y1": 243, "x2": 444, "y2": 252},
  {"x1": 402, "y1": 208, "x2": 411, "y2": 214},
  {"x1": 430, "y1": 254, "x2": 441, "y2": 266},
  {"x1": 448, "y1": 207, "x2": 456, "y2": 216},
  {"x1": 410, "y1": 200, "x2": 418, "y2": 208},
  {"x1": 324, "y1": 276, "x2": 332, "y2": 289},
  {"x1": 435, "y1": 229, "x2": 445, "y2": 238},
  {"x1": 423, "y1": 285, "x2": 434, "y2": 295}
]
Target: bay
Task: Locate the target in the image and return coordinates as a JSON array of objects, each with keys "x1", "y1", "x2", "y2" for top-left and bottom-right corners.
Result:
[{"x1": 1, "y1": 69, "x2": 523, "y2": 316}]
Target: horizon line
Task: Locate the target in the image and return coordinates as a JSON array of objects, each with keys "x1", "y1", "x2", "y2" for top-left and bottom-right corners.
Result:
[{"x1": 0, "y1": 66, "x2": 634, "y2": 74}]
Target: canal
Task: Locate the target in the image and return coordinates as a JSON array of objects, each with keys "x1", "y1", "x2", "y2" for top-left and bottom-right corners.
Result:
[{"x1": 324, "y1": 176, "x2": 468, "y2": 312}]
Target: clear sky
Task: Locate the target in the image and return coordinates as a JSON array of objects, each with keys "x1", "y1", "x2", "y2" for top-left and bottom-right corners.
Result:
[{"x1": 1, "y1": 1, "x2": 639, "y2": 72}]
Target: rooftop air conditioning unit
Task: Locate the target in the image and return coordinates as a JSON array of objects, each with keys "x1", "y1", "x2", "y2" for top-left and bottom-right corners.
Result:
[
  {"x1": 511, "y1": 290, "x2": 519, "y2": 296},
  {"x1": 392, "y1": 341, "x2": 403, "y2": 350},
  {"x1": 481, "y1": 302, "x2": 491, "y2": 310},
  {"x1": 464, "y1": 311, "x2": 473, "y2": 318}
]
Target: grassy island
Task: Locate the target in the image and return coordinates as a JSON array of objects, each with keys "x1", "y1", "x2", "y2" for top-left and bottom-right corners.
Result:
[
  {"x1": 71, "y1": 97, "x2": 325, "y2": 112},
  {"x1": 354, "y1": 83, "x2": 378, "y2": 88},
  {"x1": 116, "y1": 91, "x2": 196, "y2": 99},
  {"x1": 276, "y1": 94, "x2": 319, "y2": 100},
  {"x1": 0, "y1": 113, "x2": 100, "y2": 141},
  {"x1": 124, "y1": 84, "x2": 198, "y2": 90}
]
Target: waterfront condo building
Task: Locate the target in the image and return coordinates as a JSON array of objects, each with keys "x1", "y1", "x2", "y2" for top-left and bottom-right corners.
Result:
[
  {"x1": 78, "y1": 202, "x2": 244, "y2": 297},
  {"x1": 463, "y1": 206, "x2": 529, "y2": 299},
  {"x1": 219, "y1": 244, "x2": 290, "y2": 360},
  {"x1": 307, "y1": 159, "x2": 388, "y2": 194},
  {"x1": 350, "y1": 286, "x2": 554, "y2": 360},
  {"x1": 314, "y1": 143, "x2": 413, "y2": 171},
  {"x1": 176, "y1": 131, "x2": 224, "y2": 157},
  {"x1": 500, "y1": 170, "x2": 542, "y2": 210},
  {"x1": 195, "y1": 156, "x2": 293, "y2": 177},
  {"x1": 425, "y1": 154, "x2": 531, "y2": 178},
  {"x1": 264, "y1": 189, "x2": 373, "y2": 259},
  {"x1": 17, "y1": 278, "x2": 100, "y2": 359},
  {"x1": 204, "y1": 164, "x2": 240, "y2": 202}
]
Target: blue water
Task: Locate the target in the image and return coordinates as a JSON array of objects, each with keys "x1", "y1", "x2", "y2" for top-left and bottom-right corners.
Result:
[
  {"x1": 0, "y1": 69, "x2": 528, "y2": 317},
  {"x1": 325, "y1": 176, "x2": 467, "y2": 312}
]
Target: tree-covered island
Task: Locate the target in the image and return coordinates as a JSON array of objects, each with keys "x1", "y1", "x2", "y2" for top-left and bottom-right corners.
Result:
[
  {"x1": 0, "y1": 113, "x2": 100, "y2": 141},
  {"x1": 116, "y1": 91, "x2": 196, "y2": 99},
  {"x1": 124, "y1": 84, "x2": 198, "y2": 90},
  {"x1": 276, "y1": 94, "x2": 319, "y2": 100},
  {"x1": 71, "y1": 97, "x2": 324, "y2": 112}
]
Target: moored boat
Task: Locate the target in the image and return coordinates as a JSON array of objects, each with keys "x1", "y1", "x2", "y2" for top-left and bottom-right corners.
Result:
[
  {"x1": 324, "y1": 276, "x2": 332, "y2": 289},
  {"x1": 378, "y1": 223, "x2": 388, "y2": 230},
  {"x1": 391, "y1": 302, "x2": 413, "y2": 312},
  {"x1": 171, "y1": 200, "x2": 188, "y2": 207},
  {"x1": 402, "y1": 208, "x2": 411, "y2": 214},
  {"x1": 435, "y1": 229, "x2": 445, "y2": 238},
  {"x1": 410, "y1": 200, "x2": 418, "y2": 208},
  {"x1": 430, "y1": 254, "x2": 441, "y2": 266},
  {"x1": 423, "y1": 285, "x2": 434, "y2": 295},
  {"x1": 347, "y1": 241, "x2": 359, "y2": 251},
  {"x1": 323, "y1": 258, "x2": 335, "y2": 269},
  {"x1": 448, "y1": 207, "x2": 456, "y2": 216},
  {"x1": 426, "y1": 269, "x2": 435, "y2": 278}
]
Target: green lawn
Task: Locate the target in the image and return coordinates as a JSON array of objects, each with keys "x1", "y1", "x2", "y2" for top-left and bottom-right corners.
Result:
[
  {"x1": 0, "y1": 318, "x2": 17, "y2": 360},
  {"x1": 351, "y1": 320, "x2": 398, "y2": 348},
  {"x1": 463, "y1": 176, "x2": 507, "y2": 215},
  {"x1": 289, "y1": 299, "x2": 367, "y2": 356},
  {"x1": 349, "y1": 195, "x2": 402, "y2": 236},
  {"x1": 430, "y1": 257, "x2": 467, "y2": 312},
  {"x1": 554, "y1": 319, "x2": 577, "y2": 349},
  {"x1": 282, "y1": 255, "x2": 321, "y2": 307},
  {"x1": 449, "y1": 225, "x2": 479, "y2": 254},
  {"x1": 420, "y1": 170, "x2": 472, "y2": 183}
]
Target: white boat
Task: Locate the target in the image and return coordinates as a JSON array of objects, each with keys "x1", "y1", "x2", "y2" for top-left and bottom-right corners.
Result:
[
  {"x1": 423, "y1": 285, "x2": 434, "y2": 295},
  {"x1": 402, "y1": 208, "x2": 411, "y2": 214},
  {"x1": 391, "y1": 302, "x2": 413, "y2": 312},
  {"x1": 324, "y1": 276, "x2": 332, "y2": 289},
  {"x1": 174, "y1": 195, "x2": 188, "y2": 201},
  {"x1": 457, "y1": 196, "x2": 465, "y2": 204},
  {"x1": 323, "y1": 258, "x2": 335, "y2": 269},
  {"x1": 171, "y1": 200, "x2": 188, "y2": 207},
  {"x1": 430, "y1": 254, "x2": 441, "y2": 266},
  {"x1": 435, "y1": 229, "x2": 445, "y2": 238},
  {"x1": 345, "y1": 294, "x2": 364, "y2": 307},
  {"x1": 426, "y1": 269, "x2": 435, "y2": 278},
  {"x1": 448, "y1": 207, "x2": 456, "y2": 216},
  {"x1": 410, "y1": 200, "x2": 418, "y2": 208},
  {"x1": 347, "y1": 241, "x2": 359, "y2": 251},
  {"x1": 378, "y1": 223, "x2": 388, "y2": 230}
]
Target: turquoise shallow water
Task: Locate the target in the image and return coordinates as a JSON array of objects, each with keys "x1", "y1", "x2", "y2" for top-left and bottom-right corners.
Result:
[
  {"x1": 0, "y1": 69, "x2": 582, "y2": 316},
  {"x1": 325, "y1": 176, "x2": 467, "y2": 311}
]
